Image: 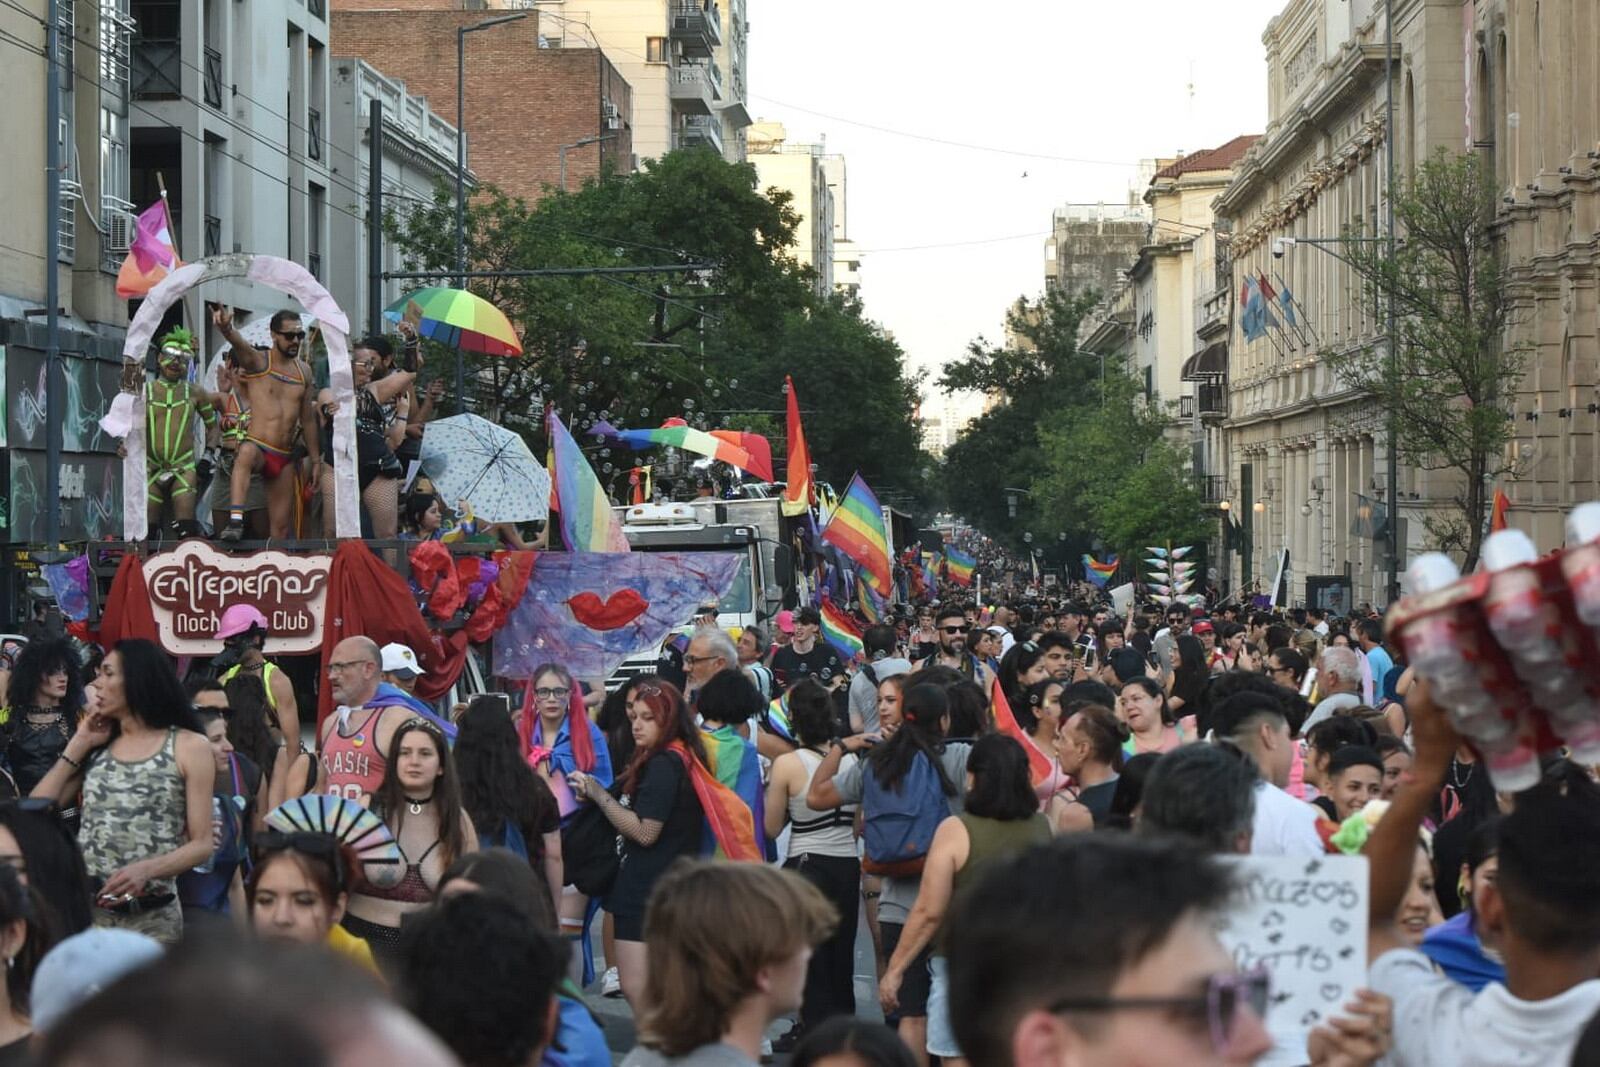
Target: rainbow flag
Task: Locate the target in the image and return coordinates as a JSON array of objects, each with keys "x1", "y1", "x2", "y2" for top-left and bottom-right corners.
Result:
[
  {"x1": 591, "y1": 419, "x2": 769, "y2": 481},
  {"x1": 710, "y1": 430, "x2": 775, "y2": 482},
  {"x1": 764, "y1": 694, "x2": 794, "y2": 742},
  {"x1": 856, "y1": 574, "x2": 885, "y2": 625},
  {"x1": 1083, "y1": 554, "x2": 1119, "y2": 588},
  {"x1": 781, "y1": 376, "x2": 814, "y2": 516},
  {"x1": 819, "y1": 596, "x2": 865, "y2": 662},
  {"x1": 820, "y1": 474, "x2": 893, "y2": 598},
  {"x1": 946, "y1": 548, "x2": 976, "y2": 587},
  {"x1": 548, "y1": 410, "x2": 630, "y2": 552},
  {"x1": 116, "y1": 198, "x2": 182, "y2": 298},
  {"x1": 991, "y1": 681, "x2": 1055, "y2": 787}
]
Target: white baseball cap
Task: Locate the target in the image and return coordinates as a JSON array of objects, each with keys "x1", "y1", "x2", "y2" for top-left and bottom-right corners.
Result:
[{"x1": 380, "y1": 642, "x2": 426, "y2": 677}]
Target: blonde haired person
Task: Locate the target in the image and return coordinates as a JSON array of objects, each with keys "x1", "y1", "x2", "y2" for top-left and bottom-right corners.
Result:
[{"x1": 621, "y1": 861, "x2": 837, "y2": 1067}]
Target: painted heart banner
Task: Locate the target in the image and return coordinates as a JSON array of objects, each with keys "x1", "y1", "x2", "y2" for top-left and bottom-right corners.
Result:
[{"x1": 493, "y1": 551, "x2": 743, "y2": 680}]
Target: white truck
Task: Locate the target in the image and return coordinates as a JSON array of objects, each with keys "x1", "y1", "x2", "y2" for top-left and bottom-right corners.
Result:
[{"x1": 605, "y1": 498, "x2": 797, "y2": 688}]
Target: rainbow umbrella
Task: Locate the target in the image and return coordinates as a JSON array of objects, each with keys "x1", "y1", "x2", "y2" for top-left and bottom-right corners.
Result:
[{"x1": 383, "y1": 287, "x2": 522, "y2": 357}]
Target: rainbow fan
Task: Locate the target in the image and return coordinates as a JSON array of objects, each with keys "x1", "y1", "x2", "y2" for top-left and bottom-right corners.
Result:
[{"x1": 265, "y1": 795, "x2": 404, "y2": 885}]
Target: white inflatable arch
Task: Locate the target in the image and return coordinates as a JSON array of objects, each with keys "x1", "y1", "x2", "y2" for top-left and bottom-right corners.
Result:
[{"x1": 115, "y1": 254, "x2": 360, "y2": 540}]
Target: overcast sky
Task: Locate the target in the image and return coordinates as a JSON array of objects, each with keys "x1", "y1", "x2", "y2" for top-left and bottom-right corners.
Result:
[{"x1": 749, "y1": 0, "x2": 1290, "y2": 404}]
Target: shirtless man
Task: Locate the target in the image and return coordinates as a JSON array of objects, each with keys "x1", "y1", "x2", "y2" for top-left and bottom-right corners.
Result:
[{"x1": 213, "y1": 305, "x2": 320, "y2": 541}]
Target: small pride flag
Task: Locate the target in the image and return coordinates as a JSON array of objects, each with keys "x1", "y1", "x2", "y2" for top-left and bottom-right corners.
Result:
[
  {"x1": 945, "y1": 548, "x2": 976, "y2": 587},
  {"x1": 1083, "y1": 555, "x2": 1119, "y2": 588},
  {"x1": 820, "y1": 473, "x2": 893, "y2": 598},
  {"x1": 819, "y1": 596, "x2": 865, "y2": 662}
]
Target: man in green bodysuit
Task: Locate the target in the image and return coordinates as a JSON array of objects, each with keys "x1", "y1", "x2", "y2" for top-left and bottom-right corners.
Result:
[{"x1": 144, "y1": 327, "x2": 222, "y2": 539}]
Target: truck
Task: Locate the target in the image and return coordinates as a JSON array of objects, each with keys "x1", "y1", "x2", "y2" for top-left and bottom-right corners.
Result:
[{"x1": 606, "y1": 498, "x2": 798, "y2": 688}]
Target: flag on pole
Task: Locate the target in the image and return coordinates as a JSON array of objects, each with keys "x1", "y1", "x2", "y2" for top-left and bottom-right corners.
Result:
[
  {"x1": 1490, "y1": 487, "x2": 1510, "y2": 532},
  {"x1": 922, "y1": 552, "x2": 940, "y2": 594},
  {"x1": 1256, "y1": 272, "x2": 1278, "y2": 303},
  {"x1": 818, "y1": 596, "x2": 865, "y2": 662},
  {"x1": 116, "y1": 198, "x2": 183, "y2": 298},
  {"x1": 856, "y1": 574, "x2": 884, "y2": 625},
  {"x1": 781, "y1": 377, "x2": 814, "y2": 517},
  {"x1": 1278, "y1": 282, "x2": 1299, "y2": 327},
  {"x1": 820, "y1": 474, "x2": 893, "y2": 598},
  {"x1": 547, "y1": 410, "x2": 630, "y2": 552},
  {"x1": 945, "y1": 548, "x2": 976, "y2": 587}
]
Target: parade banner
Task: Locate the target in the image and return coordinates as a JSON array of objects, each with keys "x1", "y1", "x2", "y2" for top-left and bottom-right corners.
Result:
[{"x1": 144, "y1": 540, "x2": 329, "y2": 655}]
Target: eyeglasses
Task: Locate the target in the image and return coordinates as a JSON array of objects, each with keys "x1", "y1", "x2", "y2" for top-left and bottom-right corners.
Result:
[
  {"x1": 938, "y1": 626, "x2": 966, "y2": 634},
  {"x1": 1048, "y1": 968, "x2": 1270, "y2": 1056},
  {"x1": 256, "y1": 831, "x2": 347, "y2": 893},
  {"x1": 681, "y1": 654, "x2": 722, "y2": 668},
  {"x1": 327, "y1": 660, "x2": 370, "y2": 675},
  {"x1": 534, "y1": 686, "x2": 571, "y2": 700},
  {"x1": 1267, "y1": 665, "x2": 1294, "y2": 676},
  {"x1": 275, "y1": 329, "x2": 306, "y2": 340}
]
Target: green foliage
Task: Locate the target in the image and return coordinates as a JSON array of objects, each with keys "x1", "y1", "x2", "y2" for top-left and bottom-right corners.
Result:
[
  {"x1": 939, "y1": 287, "x2": 1205, "y2": 559},
  {"x1": 384, "y1": 149, "x2": 932, "y2": 512},
  {"x1": 1323, "y1": 149, "x2": 1522, "y2": 570}
]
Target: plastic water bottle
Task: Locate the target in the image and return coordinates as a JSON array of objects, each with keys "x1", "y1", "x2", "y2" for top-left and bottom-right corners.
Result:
[
  {"x1": 192, "y1": 797, "x2": 221, "y2": 874},
  {"x1": 1399, "y1": 554, "x2": 1472, "y2": 684},
  {"x1": 1482, "y1": 530, "x2": 1557, "y2": 657},
  {"x1": 1564, "y1": 502, "x2": 1600, "y2": 626}
]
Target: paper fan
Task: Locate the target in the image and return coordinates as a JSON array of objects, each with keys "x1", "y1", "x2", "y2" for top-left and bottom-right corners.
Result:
[{"x1": 265, "y1": 795, "x2": 404, "y2": 885}]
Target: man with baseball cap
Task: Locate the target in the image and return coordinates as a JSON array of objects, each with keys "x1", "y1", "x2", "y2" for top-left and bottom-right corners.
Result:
[
  {"x1": 380, "y1": 642, "x2": 426, "y2": 696},
  {"x1": 769, "y1": 606, "x2": 845, "y2": 689},
  {"x1": 214, "y1": 604, "x2": 299, "y2": 753}
]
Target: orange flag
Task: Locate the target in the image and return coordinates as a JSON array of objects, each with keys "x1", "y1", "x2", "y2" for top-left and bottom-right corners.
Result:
[
  {"x1": 991, "y1": 681, "x2": 1055, "y2": 786},
  {"x1": 781, "y1": 376, "x2": 814, "y2": 517},
  {"x1": 1490, "y1": 487, "x2": 1510, "y2": 532}
]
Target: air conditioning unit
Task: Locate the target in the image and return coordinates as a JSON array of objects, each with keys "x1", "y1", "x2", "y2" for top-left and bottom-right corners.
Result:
[
  {"x1": 602, "y1": 101, "x2": 622, "y2": 130},
  {"x1": 103, "y1": 199, "x2": 136, "y2": 254}
]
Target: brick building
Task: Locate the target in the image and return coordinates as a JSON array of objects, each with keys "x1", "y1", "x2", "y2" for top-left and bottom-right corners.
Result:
[{"x1": 330, "y1": 6, "x2": 632, "y2": 200}]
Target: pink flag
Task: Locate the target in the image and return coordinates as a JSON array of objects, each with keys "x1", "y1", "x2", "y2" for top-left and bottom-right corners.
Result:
[{"x1": 116, "y1": 199, "x2": 182, "y2": 298}]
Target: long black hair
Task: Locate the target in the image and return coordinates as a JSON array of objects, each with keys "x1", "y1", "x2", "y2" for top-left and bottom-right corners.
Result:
[
  {"x1": 6, "y1": 636, "x2": 83, "y2": 713},
  {"x1": 454, "y1": 702, "x2": 557, "y2": 844},
  {"x1": 785, "y1": 678, "x2": 834, "y2": 749},
  {"x1": 963, "y1": 735, "x2": 1038, "y2": 821},
  {"x1": 997, "y1": 641, "x2": 1046, "y2": 713},
  {"x1": 1016, "y1": 679, "x2": 1063, "y2": 735},
  {"x1": 0, "y1": 800, "x2": 91, "y2": 939},
  {"x1": 0, "y1": 863, "x2": 37, "y2": 1016},
  {"x1": 222, "y1": 673, "x2": 279, "y2": 780},
  {"x1": 595, "y1": 679, "x2": 638, "y2": 771},
  {"x1": 111, "y1": 639, "x2": 200, "y2": 732},
  {"x1": 867, "y1": 683, "x2": 955, "y2": 797}
]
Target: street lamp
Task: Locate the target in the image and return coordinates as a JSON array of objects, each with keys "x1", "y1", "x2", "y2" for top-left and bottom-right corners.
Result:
[
  {"x1": 455, "y1": 12, "x2": 528, "y2": 408},
  {"x1": 1002, "y1": 487, "x2": 1030, "y2": 519},
  {"x1": 560, "y1": 133, "x2": 619, "y2": 192}
]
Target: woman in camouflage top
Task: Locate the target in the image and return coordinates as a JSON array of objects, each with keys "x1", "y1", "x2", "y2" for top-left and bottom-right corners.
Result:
[{"x1": 33, "y1": 639, "x2": 214, "y2": 944}]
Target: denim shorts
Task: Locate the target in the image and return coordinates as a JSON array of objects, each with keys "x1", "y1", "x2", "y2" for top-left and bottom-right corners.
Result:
[{"x1": 926, "y1": 955, "x2": 962, "y2": 1058}]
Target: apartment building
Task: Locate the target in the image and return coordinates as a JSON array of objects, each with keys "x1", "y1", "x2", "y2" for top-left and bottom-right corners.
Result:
[{"x1": 747, "y1": 121, "x2": 834, "y2": 297}]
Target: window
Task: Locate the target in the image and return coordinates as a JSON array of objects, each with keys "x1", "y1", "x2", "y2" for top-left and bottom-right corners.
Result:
[
  {"x1": 308, "y1": 182, "x2": 324, "y2": 280},
  {"x1": 646, "y1": 36, "x2": 668, "y2": 62}
]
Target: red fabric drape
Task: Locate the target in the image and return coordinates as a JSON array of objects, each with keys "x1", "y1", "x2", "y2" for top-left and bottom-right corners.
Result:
[{"x1": 96, "y1": 553, "x2": 160, "y2": 647}]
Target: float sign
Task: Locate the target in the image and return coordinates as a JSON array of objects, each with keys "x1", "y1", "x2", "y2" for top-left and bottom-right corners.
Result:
[{"x1": 145, "y1": 540, "x2": 329, "y2": 655}]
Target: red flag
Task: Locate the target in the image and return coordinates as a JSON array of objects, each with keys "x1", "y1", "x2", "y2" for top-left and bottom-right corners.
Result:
[
  {"x1": 1256, "y1": 272, "x2": 1278, "y2": 302},
  {"x1": 1490, "y1": 487, "x2": 1510, "y2": 532},
  {"x1": 991, "y1": 681, "x2": 1054, "y2": 786},
  {"x1": 781, "y1": 376, "x2": 814, "y2": 517}
]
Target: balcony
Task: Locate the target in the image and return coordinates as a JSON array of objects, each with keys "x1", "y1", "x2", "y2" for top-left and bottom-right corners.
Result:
[
  {"x1": 677, "y1": 114, "x2": 722, "y2": 153},
  {"x1": 131, "y1": 36, "x2": 180, "y2": 99},
  {"x1": 669, "y1": 0, "x2": 721, "y2": 58},
  {"x1": 1197, "y1": 284, "x2": 1230, "y2": 340},
  {"x1": 1197, "y1": 379, "x2": 1227, "y2": 421},
  {"x1": 1198, "y1": 474, "x2": 1228, "y2": 504},
  {"x1": 203, "y1": 46, "x2": 222, "y2": 109},
  {"x1": 669, "y1": 61, "x2": 716, "y2": 115}
]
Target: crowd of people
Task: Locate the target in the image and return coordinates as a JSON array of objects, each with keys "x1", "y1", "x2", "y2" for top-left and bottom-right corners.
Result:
[{"x1": 6, "y1": 484, "x2": 1600, "y2": 1067}]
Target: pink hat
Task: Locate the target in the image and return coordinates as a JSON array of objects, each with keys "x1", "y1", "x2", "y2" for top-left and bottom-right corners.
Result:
[
  {"x1": 215, "y1": 604, "x2": 268, "y2": 640},
  {"x1": 775, "y1": 610, "x2": 795, "y2": 634}
]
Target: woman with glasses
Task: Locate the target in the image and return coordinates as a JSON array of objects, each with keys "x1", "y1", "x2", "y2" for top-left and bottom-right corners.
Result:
[
  {"x1": 1117, "y1": 676, "x2": 1187, "y2": 757},
  {"x1": 315, "y1": 327, "x2": 420, "y2": 541},
  {"x1": 343, "y1": 718, "x2": 478, "y2": 970},
  {"x1": 0, "y1": 636, "x2": 84, "y2": 799},
  {"x1": 32, "y1": 639, "x2": 213, "y2": 945},
  {"x1": 565, "y1": 678, "x2": 723, "y2": 1012},
  {"x1": 248, "y1": 831, "x2": 376, "y2": 974}
]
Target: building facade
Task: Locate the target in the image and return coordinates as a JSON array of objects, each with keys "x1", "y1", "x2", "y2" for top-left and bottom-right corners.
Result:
[
  {"x1": 1, "y1": 0, "x2": 130, "y2": 555},
  {"x1": 324, "y1": 59, "x2": 467, "y2": 338},
  {"x1": 332, "y1": 7, "x2": 632, "y2": 201},
  {"x1": 1044, "y1": 199, "x2": 1151, "y2": 298},
  {"x1": 822, "y1": 153, "x2": 861, "y2": 300},
  {"x1": 747, "y1": 122, "x2": 835, "y2": 298},
  {"x1": 1213, "y1": 0, "x2": 1462, "y2": 606},
  {"x1": 513, "y1": 0, "x2": 751, "y2": 163}
]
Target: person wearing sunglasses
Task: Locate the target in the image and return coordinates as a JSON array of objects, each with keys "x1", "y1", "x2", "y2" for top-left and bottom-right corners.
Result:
[
  {"x1": 213, "y1": 304, "x2": 320, "y2": 542},
  {"x1": 248, "y1": 830, "x2": 378, "y2": 975},
  {"x1": 138, "y1": 325, "x2": 222, "y2": 539},
  {"x1": 917, "y1": 607, "x2": 994, "y2": 691}
]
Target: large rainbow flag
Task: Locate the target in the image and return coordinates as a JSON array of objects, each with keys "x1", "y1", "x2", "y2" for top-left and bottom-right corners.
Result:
[
  {"x1": 945, "y1": 548, "x2": 976, "y2": 587},
  {"x1": 547, "y1": 410, "x2": 630, "y2": 552},
  {"x1": 856, "y1": 574, "x2": 885, "y2": 625},
  {"x1": 819, "y1": 596, "x2": 865, "y2": 662},
  {"x1": 1083, "y1": 554, "x2": 1119, "y2": 588},
  {"x1": 820, "y1": 474, "x2": 892, "y2": 598},
  {"x1": 781, "y1": 376, "x2": 814, "y2": 516}
]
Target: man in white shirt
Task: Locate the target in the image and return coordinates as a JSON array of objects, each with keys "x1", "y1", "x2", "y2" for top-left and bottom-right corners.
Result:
[
  {"x1": 1211, "y1": 690, "x2": 1324, "y2": 856},
  {"x1": 1365, "y1": 681, "x2": 1600, "y2": 1067}
]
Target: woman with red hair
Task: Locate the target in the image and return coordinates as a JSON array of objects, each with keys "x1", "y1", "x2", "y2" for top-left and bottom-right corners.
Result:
[{"x1": 567, "y1": 676, "x2": 758, "y2": 1012}]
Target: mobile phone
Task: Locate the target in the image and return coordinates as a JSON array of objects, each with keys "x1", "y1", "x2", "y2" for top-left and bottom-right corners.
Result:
[
  {"x1": 1072, "y1": 644, "x2": 1087, "y2": 662},
  {"x1": 468, "y1": 693, "x2": 513, "y2": 717}
]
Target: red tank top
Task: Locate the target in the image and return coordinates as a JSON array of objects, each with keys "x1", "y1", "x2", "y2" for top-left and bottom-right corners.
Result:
[{"x1": 322, "y1": 708, "x2": 388, "y2": 803}]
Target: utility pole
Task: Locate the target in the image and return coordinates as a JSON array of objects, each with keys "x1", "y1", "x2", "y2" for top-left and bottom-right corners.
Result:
[
  {"x1": 44, "y1": 0, "x2": 62, "y2": 549},
  {"x1": 1383, "y1": 0, "x2": 1399, "y2": 606},
  {"x1": 367, "y1": 97, "x2": 383, "y2": 339}
]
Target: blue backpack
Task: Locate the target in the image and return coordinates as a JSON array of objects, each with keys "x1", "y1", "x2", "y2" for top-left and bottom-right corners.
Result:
[{"x1": 861, "y1": 750, "x2": 950, "y2": 877}]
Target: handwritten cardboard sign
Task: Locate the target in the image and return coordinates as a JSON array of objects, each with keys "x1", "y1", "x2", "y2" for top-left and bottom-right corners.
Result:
[{"x1": 1215, "y1": 854, "x2": 1368, "y2": 1067}]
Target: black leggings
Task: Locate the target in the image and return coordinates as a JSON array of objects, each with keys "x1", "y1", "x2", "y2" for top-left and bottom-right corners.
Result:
[{"x1": 784, "y1": 851, "x2": 861, "y2": 1029}]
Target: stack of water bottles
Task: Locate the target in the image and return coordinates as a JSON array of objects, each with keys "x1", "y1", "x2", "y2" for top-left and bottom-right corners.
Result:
[{"x1": 1390, "y1": 501, "x2": 1600, "y2": 791}]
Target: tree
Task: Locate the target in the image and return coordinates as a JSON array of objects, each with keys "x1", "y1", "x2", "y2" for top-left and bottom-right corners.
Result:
[
  {"x1": 385, "y1": 149, "x2": 929, "y2": 512},
  {"x1": 1324, "y1": 150, "x2": 1523, "y2": 571}
]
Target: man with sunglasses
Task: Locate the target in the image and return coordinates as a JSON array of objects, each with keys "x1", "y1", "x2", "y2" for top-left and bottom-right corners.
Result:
[
  {"x1": 917, "y1": 605, "x2": 994, "y2": 690},
  {"x1": 213, "y1": 305, "x2": 320, "y2": 542}
]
